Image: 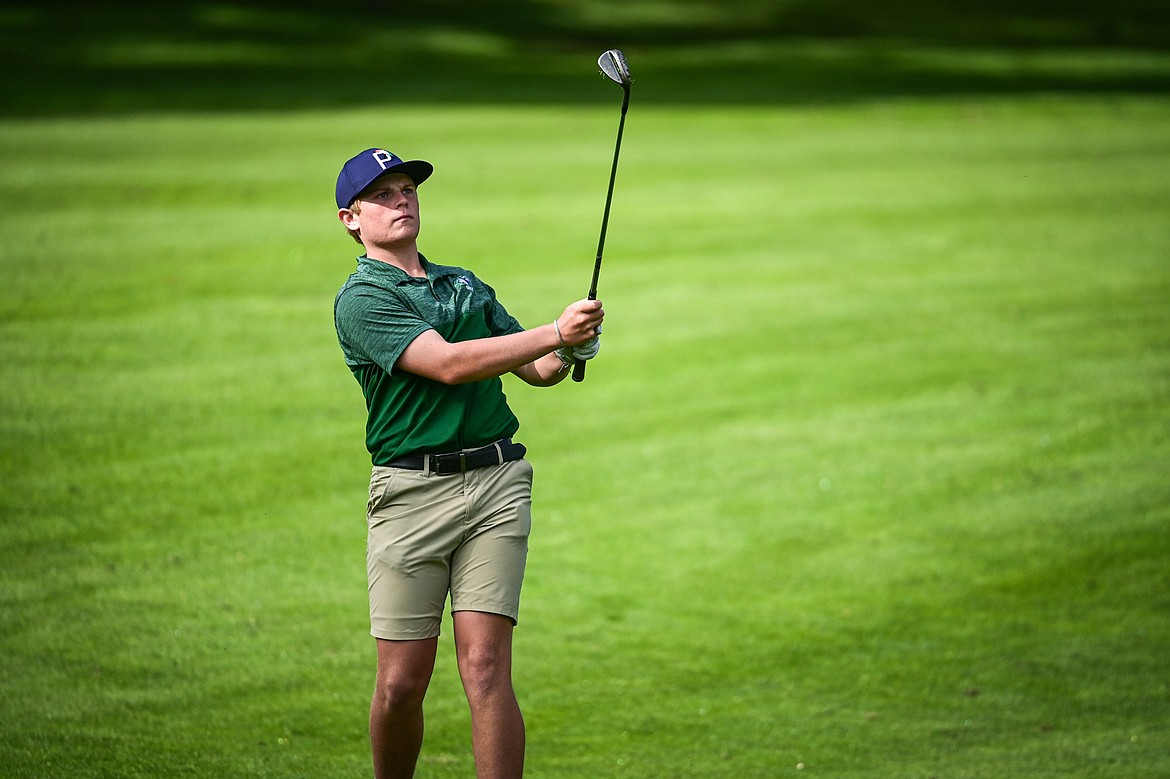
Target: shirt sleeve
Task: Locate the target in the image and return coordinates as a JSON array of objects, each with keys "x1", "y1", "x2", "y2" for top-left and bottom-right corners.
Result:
[
  {"x1": 479, "y1": 278, "x2": 525, "y2": 337},
  {"x1": 335, "y1": 284, "x2": 432, "y2": 375}
]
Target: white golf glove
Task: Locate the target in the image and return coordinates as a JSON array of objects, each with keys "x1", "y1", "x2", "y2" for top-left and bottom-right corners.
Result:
[
  {"x1": 572, "y1": 336, "x2": 601, "y2": 361},
  {"x1": 555, "y1": 336, "x2": 601, "y2": 370}
]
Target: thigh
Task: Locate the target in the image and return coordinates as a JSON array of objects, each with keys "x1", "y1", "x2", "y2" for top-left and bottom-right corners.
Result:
[
  {"x1": 375, "y1": 636, "x2": 440, "y2": 694},
  {"x1": 449, "y1": 459, "x2": 533, "y2": 623},
  {"x1": 452, "y1": 611, "x2": 515, "y2": 676},
  {"x1": 367, "y1": 467, "x2": 465, "y2": 640}
]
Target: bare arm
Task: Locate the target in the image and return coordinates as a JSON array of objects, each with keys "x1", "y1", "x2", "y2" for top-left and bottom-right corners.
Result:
[
  {"x1": 512, "y1": 351, "x2": 574, "y2": 387},
  {"x1": 395, "y1": 299, "x2": 603, "y2": 385}
]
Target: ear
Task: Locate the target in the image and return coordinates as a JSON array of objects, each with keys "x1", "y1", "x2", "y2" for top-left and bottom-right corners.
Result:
[{"x1": 338, "y1": 208, "x2": 360, "y2": 230}]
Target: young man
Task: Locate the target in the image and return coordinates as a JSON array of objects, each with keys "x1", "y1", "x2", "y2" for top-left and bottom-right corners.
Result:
[{"x1": 332, "y1": 147, "x2": 603, "y2": 779}]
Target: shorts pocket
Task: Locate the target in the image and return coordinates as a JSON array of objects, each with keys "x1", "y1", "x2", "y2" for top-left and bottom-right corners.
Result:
[{"x1": 367, "y1": 468, "x2": 399, "y2": 516}]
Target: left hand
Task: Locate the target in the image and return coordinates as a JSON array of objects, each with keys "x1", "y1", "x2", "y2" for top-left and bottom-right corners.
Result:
[
  {"x1": 571, "y1": 335, "x2": 600, "y2": 361},
  {"x1": 555, "y1": 334, "x2": 601, "y2": 372}
]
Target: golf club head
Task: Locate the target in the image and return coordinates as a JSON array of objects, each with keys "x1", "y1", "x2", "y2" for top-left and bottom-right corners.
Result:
[{"x1": 598, "y1": 49, "x2": 631, "y2": 87}]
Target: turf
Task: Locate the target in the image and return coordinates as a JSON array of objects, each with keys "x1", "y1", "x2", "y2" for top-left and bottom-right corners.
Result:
[{"x1": 2, "y1": 4, "x2": 1169, "y2": 779}]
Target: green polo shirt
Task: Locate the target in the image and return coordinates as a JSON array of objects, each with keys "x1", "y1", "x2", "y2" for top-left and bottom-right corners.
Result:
[{"x1": 334, "y1": 254, "x2": 526, "y2": 465}]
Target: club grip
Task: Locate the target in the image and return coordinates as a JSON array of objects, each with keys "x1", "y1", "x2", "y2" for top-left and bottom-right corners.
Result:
[{"x1": 572, "y1": 359, "x2": 586, "y2": 382}]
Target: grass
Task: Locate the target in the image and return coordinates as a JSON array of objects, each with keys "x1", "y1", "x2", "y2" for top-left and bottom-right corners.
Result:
[{"x1": 2, "y1": 4, "x2": 1170, "y2": 777}]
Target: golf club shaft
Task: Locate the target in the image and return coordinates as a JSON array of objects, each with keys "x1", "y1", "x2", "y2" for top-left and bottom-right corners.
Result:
[{"x1": 573, "y1": 100, "x2": 627, "y2": 382}]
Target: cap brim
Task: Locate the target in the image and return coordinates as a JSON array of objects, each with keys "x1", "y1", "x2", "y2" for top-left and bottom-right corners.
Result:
[{"x1": 367, "y1": 160, "x2": 433, "y2": 191}]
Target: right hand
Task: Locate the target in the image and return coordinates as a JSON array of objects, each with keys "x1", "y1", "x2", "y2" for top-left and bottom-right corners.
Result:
[{"x1": 555, "y1": 299, "x2": 604, "y2": 347}]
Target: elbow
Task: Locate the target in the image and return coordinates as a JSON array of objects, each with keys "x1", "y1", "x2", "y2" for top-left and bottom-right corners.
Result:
[
  {"x1": 397, "y1": 333, "x2": 492, "y2": 385},
  {"x1": 431, "y1": 359, "x2": 487, "y2": 386},
  {"x1": 432, "y1": 367, "x2": 473, "y2": 385}
]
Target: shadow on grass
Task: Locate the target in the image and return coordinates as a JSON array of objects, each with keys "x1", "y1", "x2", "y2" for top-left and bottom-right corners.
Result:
[{"x1": 2, "y1": 0, "x2": 1169, "y2": 116}]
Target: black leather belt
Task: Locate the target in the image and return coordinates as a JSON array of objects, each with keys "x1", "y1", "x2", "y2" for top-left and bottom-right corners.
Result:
[{"x1": 386, "y1": 439, "x2": 526, "y2": 476}]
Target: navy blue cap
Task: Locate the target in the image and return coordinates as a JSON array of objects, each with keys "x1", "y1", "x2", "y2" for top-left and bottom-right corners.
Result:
[{"x1": 335, "y1": 148, "x2": 434, "y2": 209}]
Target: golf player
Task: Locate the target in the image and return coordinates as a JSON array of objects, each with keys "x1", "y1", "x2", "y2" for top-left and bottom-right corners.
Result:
[{"x1": 332, "y1": 147, "x2": 604, "y2": 779}]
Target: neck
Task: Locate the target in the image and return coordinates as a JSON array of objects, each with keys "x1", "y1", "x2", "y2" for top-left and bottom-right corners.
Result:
[{"x1": 365, "y1": 246, "x2": 425, "y2": 277}]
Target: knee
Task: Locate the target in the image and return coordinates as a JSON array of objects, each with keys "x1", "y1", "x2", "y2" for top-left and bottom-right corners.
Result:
[
  {"x1": 373, "y1": 672, "x2": 429, "y2": 716},
  {"x1": 458, "y1": 644, "x2": 512, "y2": 698}
]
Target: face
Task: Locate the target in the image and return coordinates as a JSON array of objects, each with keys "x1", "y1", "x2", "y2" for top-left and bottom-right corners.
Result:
[{"x1": 339, "y1": 172, "x2": 421, "y2": 252}]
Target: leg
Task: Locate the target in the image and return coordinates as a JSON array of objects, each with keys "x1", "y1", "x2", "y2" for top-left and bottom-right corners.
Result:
[
  {"x1": 365, "y1": 466, "x2": 463, "y2": 777},
  {"x1": 453, "y1": 611, "x2": 525, "y2": 779},
  {"x1": 370, "y1": 637, "x2": 439, "y2": 779}
]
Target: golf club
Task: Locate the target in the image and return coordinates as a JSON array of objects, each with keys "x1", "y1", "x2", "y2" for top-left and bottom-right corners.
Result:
[{"x1": 574, "y1": 48, "x2": 631, "y2": 382}]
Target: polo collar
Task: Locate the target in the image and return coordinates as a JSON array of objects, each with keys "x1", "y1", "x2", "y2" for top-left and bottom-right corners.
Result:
[{"x1": 356, "y1": 253, "x2": 456, "y2": 286}]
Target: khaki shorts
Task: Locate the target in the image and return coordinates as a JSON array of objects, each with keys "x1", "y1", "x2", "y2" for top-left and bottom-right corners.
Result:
[{"x1": 366, "y1": 458, "x2": 533, "y2": 640}]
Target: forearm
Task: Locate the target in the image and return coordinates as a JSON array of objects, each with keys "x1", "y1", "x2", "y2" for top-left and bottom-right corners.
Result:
[
  {"x1": 398, "y1": 325, "x2": 560, "y2": 385},
  {"x1": 513, "y1": 351, "x2": 572, "y2": 387},
  {"x1": 397, "y1": 298, "x2": 603, "y2": 385}
]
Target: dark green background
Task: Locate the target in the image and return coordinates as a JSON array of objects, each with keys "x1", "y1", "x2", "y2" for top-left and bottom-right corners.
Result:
[{"x1": 3, "y1": 0, "x2": 1168, "y2": 116}]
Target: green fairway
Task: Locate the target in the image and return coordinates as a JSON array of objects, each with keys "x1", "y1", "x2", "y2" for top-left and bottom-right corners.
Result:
[{"x1": 2, "y1": 4, "x2": 1169, "y2": 778}]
